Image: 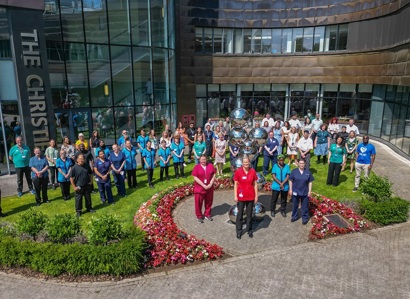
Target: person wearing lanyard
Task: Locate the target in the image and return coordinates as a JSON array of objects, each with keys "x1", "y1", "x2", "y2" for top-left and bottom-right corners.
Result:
[
  {"x1": 45, "y1": 139, "x2": 59, "y2": 190},
  {"x1": 171, "y1": 135, "x2": 185, "y2": 178},
  {"x1": 193, "y1": 134, "x2": 206, "y2": 165},
  {"x1": 192, "y1": 155, "x2": 216, "y2": 223},
  {"x1": 204, "y1": 125, "x2": 214, "y2": 159},
  {"x1": 56, "y1": 149, "x2": 73, "y2": 201},
  {"x1": 186, "y1": 123, "x2": 196, "y2": 162},
  {"x1": 122, "y1": 140, "x2": 138, "y2": 189},
  {"x1": 288, "y1": 159, "x2": 314, "y2": 225},
  {"x1": 297, "y1": 130, "x2": 314, "y2": 169},
  {"x1": 234, "y1": 157, "x2": 258, "y2": 239},
  {"x1": 94, "y1": 149, "x2": 114, "y2": 204},
  {"x1": 270, "y1": 154, "x2": 290, "y2": 218},
  {"x1": 110, "y1": 144, "x2": 126, "y2": 197},
  {"x1": 263, "y1": 131, "x2": 279, "y2": 176},
  {"x1": 95, "y1": 139, "x2": 110, "y2": 160},
  {"x1": 9, "y1": 136, "x2": 34, "y2": 197},
  {"x1": 327, "y1": 136, "x2": 346, "y2": 187},
  {"x1": 229, "y1": 141, "x2": 239, "y2": 172},
  {"x1": 29, "y1": 147, "x2": 50, "y2": 206},
  {"x1": 70, "y1": 153, "x2": 95, "y2": 217},
  {"x1": 143, "y1": 140, "x2": 156, "y2": 188},
  {"x1": 158, "y1": 139, "x2": 171, "y2": 181}
]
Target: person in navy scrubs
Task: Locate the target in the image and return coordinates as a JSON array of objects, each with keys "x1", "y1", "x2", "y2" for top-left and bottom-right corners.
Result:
[
  {"x1": 110, "y1": 144, "x2": 126, "y2": 197},
  {"x1": 263, "y1": 131, "x2": 279, "y2": 175},
  {"x1": 288, "y1": 158, "x2": 314, "y2": 225},
  {"x1": 142, "y1": 140, "x2": 156, "y2": 188},
  {"x1": 94, "y1": 149, "x2": 114, "y2": 204}
]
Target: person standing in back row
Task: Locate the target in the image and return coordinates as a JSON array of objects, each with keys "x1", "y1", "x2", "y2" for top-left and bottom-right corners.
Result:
[{"x1": 353, "y1": 135, "x2": 376, "y2": 192}]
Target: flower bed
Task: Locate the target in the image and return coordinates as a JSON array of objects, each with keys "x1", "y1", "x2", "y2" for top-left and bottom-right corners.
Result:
[
  {"x1": 134, "y1": 178, "x2": 233, "y2": 268},
  {"x1": 309, "y1": 193, "x2": 368, "y2": 240}
]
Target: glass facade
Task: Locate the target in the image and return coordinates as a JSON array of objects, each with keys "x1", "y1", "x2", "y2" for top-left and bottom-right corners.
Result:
[
  {"x1": 195, "y1": 24, "x2": 348, "y2": 54},
  {"x1": 43, "y1": 0, "x2": 176, "y2": 145},
  {"x1": 196, "y1": 83, "x2": 410, "y2": 155}
]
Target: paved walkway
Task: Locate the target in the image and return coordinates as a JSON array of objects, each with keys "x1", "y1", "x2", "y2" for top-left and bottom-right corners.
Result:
[{"x1": 0, "y1": 139, "x2": 410, "y2": 299}]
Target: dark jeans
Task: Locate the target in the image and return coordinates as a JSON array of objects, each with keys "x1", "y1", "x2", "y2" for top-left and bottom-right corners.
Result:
[
  {"x1": 271, "y1": 190, "x2": 287, "y2": 212},
  {"x1": 291, "y1": 194, "x2": 309, "y2": 222},
  {"x1": 32, "y1": 176, "x2": 48, "y2": 203},
  {"x1": 160, "y1": 166, "x2": 169, "y2": 180},
  {"x1": 174, "y1": 162, "x2": 185, "y2": 177},
  {"x1": 97, "y1": 180, "x2": 114, "y2": 203},
  {"x1": 205, "y1": 141, "x2": 212, "y2": 158},
  {"x1": 236, "y1": 200, "x2": 254, "y2": 235},
  {"x1": 59, "y1": 181, "x2": 71, "y2": 199},
  {"x1": 327, "y1": 162, "x2": 342, "y2": 186},
  {"x1": 188, "y1": 142, "x2": 194, "y2": 160},
  {"x1": 126, "y1": 169, "x2": 137, "y2": 188},
  {"x1": 146, "y1": 168, "x2": 154, "y2": 185},
  {"x1": 112, "y1": 171, "x2": 126, "y2": 196},
  {"x1": 16, "y1": 167, "x2": 33, "y2": 193},
  {"x1": 75, "y1": 184, "x2": 92, "y2": 212},
  {"x1": 301, "y1": 152, "x2": 311, "y2": 169},
  {"x1": 251, "y1": 154, "x2": 259, "y2": 171},
  {"x1": 263, "y1": 155, "x2": 277, "y2": 175},
  {"x1": 48, "y1": 166, "x2": 57, "y2": 185}
]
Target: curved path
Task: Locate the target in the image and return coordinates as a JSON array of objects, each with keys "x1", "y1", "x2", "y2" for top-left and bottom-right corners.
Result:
[{"x1": 1, "y1": 139, "x2": 410, "y2": 299}]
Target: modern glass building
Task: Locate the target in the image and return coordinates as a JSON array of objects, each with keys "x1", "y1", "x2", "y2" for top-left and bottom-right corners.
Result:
[
  {"x1": 176, "y1": 0, "x2": 410, "y2": 155},
  {"x1": 0, "y1": 0, "x2": 410, "y2": 177}
]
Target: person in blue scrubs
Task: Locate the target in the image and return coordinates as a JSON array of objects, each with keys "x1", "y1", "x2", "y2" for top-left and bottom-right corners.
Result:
[
  {"x1": 171, "y1": 135, "x2": 186, "y2": 178},
  {"x1": 94, "y1": 149, "x2": 114, "y2": 204},
  {"x1": 142, "y1": 140, "x2": 156, "y2": 188},
  {"x1": 263, "y1": 131, "x2": 279, "y2": 175},
  {"x1": 137, "y1": 129, "x2": 149, "y2": 170},
  {"x1": 122, "y1": 140, "x2": 138, "y2": 189},
  {"x1": 158, "y1": 139, "x2": 171, "y2": 181},
  {"x1": 110, "y1": 144, "x2": 126, "y2": 197},
  {"x1": 95, "y1": 139, "x2": 110, "y2": 159},
  {"x1": 270, "y1": 154, "x2": 290, "y2": 218},
  {"x1": 288, "y1": 158, "x2": 314, "y2": 225}
]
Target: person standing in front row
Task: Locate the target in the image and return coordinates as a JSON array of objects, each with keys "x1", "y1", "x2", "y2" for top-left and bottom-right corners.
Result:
[
  {"x1": 158, "y1": 139, "x2": 171, "y2": 181},
  {"x1": 270, "y1": 155, "x2": 290, "y2": 218},
  {"x1": 56, "y1": 149, "x2": 73, "y2": 200},
  {"x1": 29, "y1": 148, "x2": 50, "y2": 206},
  {"x1": 327, "y1": 136, "x2": 346, "y2": 187},
  {"x1": 288, "y1": 159, "x2": 314, "y2": 225},
  {"x1": 192, "y1": 155, "x2": 216, "y2": 223},
  {"x1": 122, "y1": 140, "x2": 138, "y2": 189},
  {"x1": 143, "y1": 140, "x2": 156, "y2": 188},
  {"x1": 70, "y1": 154, "x2": 95, "y2": 217},
  {"x1": 94, "y1": 149, "x2": 114, "y2": 204},
  {"x1": 110, "y1": 144, "x2": 126, "y2": 197},
  {"x1": 9, "y1": 136, "x2": 34, "y2": 197},
  {"x1": 234, "y1": 157, "x2": 258, "y2": 239},
  {"x1": 353, "y1": 135, "x2": 376, "y2": 192}
]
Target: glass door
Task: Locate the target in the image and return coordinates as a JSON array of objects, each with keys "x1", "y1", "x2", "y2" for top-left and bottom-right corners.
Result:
[{"x1": 0, "y1": 100, "x2": 20, "y2": 175}]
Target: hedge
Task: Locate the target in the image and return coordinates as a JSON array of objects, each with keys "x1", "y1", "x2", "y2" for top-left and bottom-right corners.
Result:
[
  {"x1": 359, "y1": 197, "x2": 410, "y2": 225},
  {"x1": 0, "y1": 229, "x2": 146, "y2": 276}
]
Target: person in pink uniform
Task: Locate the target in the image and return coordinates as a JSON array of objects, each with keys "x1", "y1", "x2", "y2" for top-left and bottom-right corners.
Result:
[{"x1": 192, "y1": 154, "x2": 216, "y2": 223}]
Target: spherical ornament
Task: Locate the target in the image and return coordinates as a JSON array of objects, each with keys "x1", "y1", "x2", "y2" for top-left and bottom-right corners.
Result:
[
  {"x1": 252, "y1": 202, "x2": 266, "y2": 221},
  {"x1": 256, "y1": 172, "x2": 267, "y2": 191},
  {"x1": 231, "y1": 156, "x2": 244, "y2": 171},
  {"x1": 228, "y1": 204, "x2": 247, "y2": 223},
  {"x1": 239, "y1": 139, "x2": 259, "y2": 163},
  {"x1": 229, "y1": 128, "x2": 248, "y2": 146},
  {"x1": 229, "y1": 108, "x2": 250, "y2": 128},
  {"x1": 249, "y1": 127, "x2": 268, "y2": 146}
]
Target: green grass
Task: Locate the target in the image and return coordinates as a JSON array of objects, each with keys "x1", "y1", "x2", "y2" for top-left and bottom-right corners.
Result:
[{"x1": 1, "y1": 154, "x2": 362, "y2": 232}]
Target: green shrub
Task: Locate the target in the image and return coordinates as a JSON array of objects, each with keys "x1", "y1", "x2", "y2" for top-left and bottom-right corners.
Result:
[
  {"x1": 0, "y1": 222, "x2": 17, "y2": 238},
  {"x1": 359, "y1": 197, "x2": 410, "y2": 225},
  {"x1": 46, "y1": 214, "x2": 81, "y2": 244},
  {"x1": 88, "y1": 214, "x2": 124, "y2": 246},
  {"x1": 16, "y1": 208, "x2": 48, "y2": 239},
  {"x1": 361, "y1": 174, "x2": 392, "y2": 202},
  {"x1": 0, "y1": 229, "x2": 146, "y2": 276}
]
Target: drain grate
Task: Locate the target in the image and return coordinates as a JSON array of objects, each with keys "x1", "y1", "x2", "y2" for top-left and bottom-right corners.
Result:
[{"x1": 323, "y1": 213, "x2": 352, "y2": 229}]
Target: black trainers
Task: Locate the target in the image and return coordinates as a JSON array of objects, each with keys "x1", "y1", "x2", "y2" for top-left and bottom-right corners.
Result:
[
  {"x1": 87, "y1": 209, "x2": 96, "y2": 213},
  {"x1": 205, "y1": 216, "x2": 213, "y2": 221},
  {"x1": 197, "y1": 218, "x2": 204, "y2": 223},
  {"x1": 352, "y1": 187, "x2": 358, "y2": 192},
  {"x1": 76, "y1": 211, "x2": 81, "y2": 217}
]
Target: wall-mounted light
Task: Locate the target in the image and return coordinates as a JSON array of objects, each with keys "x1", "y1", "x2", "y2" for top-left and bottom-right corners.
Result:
[{"x1": 104, "y1": 82, "x2": 109, "y2": 96}]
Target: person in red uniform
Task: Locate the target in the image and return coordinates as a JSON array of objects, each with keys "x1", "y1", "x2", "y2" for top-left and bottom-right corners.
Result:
[
  {"x1": 234, "y1": 156, "x2": 258, "y2": 239},
  {"x1": 192, "y1": 154, "x2": 216, "y2": 223}
]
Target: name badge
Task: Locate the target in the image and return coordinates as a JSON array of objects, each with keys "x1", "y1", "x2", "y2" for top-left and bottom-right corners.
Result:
[
  {"x1": 242, "y1": 176, "x2": 247, "y2": 179},
  {"x1": 204, "y1": 179, "x2": 207, "y2": 184},
  {"x1": 22, "y1": 156, "x2": 26, "y2": 159},
  {"x1": 293, "y1": 192, "x2": 298, "y2": 196}
]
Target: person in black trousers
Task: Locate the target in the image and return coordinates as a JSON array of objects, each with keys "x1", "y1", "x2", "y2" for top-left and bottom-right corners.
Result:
[
  {"x1": 70, "y1": 153, "x2": 95, "y2": 217},
  {"x1": 29, "y1": 148, "x2": 50, "y2": 206},
  {"x1": 270, "y1": 155, "x2": 290, "y2": 217},
  {"x1": 327, "y1": 136, "x2": 347, "y2": 187},
  {"x1": 186, "y1": 123, "x2": 196, "y2": 162}
]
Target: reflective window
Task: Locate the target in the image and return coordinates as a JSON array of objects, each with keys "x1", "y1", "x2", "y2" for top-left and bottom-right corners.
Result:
[
  {"x1": 87, "y1": 44, "x2": 111, "y2": 107},
  {"x1": 234, "y1": 28, "x2": 243, "y2": 54},
  {"x1": 107, "y1": 0, "x2": 131, "y2": 45},
  {"x1": 325, "y1": 25, "x2": 337, "y2": 51},
  {"x1": 204, "y1": 28, "x2": 213, "y2": 53},
  {"x1": 111, "y1": 46, "x2": 133, "y2": 106},
  {"x1": 130, "y1": 0, "x2": 150, "y2": 46},
  {"x1": 0, "y1": 8, "x2": 11, "y2": 58},
  {"x1": 151, "y1": 0, "x2": 167, "y2": 47},
  {"x1": 251, "y1": 29, "x2": 261, "y2": 53},
  {"x1": 271, "y1": 29, "x2": 281, "y2": 53},
  {"x1": 223, "y1": 28, "x2": 233, "y2": 53},
  {"x1": 243, "y1": 29, "x2": 252, "y2": 53},
  {"x1": 152, "y1": 48, "x2": 169, "y2": 105},
  {"x1": 84, "y1": 3, "x2": 109, "y2": 44},
  {"x1": 114, "y1": 107, "x2": 135, "y2": 139},
  {"x1": 313, "y1": 27, "x2": 325, "y2": 52},
  {"x1": 195, "y1": 27, "x2": 203, "y2": 52},
  {"x1": 214, "y1": 28, "x2": 223, "y2": 53},
  {"x1": 261, "y1": 29, "x2": 272, "y2": 53},
  {"x1": 302, "y1": 27, "x2": 314, "y2": 52},
  {"x1": 337, "y1": 24, "x2": 348, "y2": 50},
  {"x1": 282, "y1": 29, "x2": 292, "y2": 53},
  {"x1": 169, "y1": 49, "x2": 177, "y2": 104},
  {"x1": 133, "y1": 47, "x2": 151, "y2": 106},
  {"x1": 61, "y1": 1, "x2": 84, "y2": 42},
  {"x1": 293, "y1": 28, "x2": 303, "y2": 53}
]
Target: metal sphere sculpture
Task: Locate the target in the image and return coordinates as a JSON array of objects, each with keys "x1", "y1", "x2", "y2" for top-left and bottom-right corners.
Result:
[
  {"x1": 228, "y1": 202, "x2": 266, "y2": 223},
  {"x1": 229, "y1": 128, "x2": 248, "y2": 146},
  {"x1": 248, "y1": 127, "x2": 269, "y2": 146},
  {"x1": 256, "y1": 172, "x2": 267, "y2": 191},
  {"x1": 238, "y1": 139, "x2": 259, "y2": 163},
  {"x1": 229, "y1": 108, "x2": 250, "y2": 129}
]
